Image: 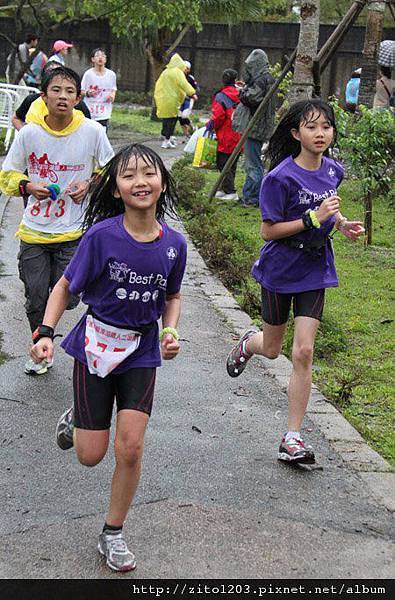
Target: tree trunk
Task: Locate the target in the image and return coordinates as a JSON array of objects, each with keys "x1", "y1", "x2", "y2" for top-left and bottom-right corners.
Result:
[
  {"x1": 358, "y1": 1, "x2": 386, "y2": 107},
  {"x1": 289, "y1": 1, "x2": 320, "y2": 103},
  {"x1": 364, "y1": 191, "x2": 373, "y2": 246}
]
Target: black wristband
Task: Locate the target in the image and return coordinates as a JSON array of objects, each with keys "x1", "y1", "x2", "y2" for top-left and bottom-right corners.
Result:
[
  {"x1": 18, "y1": 179, "x2": 30, "y2": 197},
  {"x1": 32, "y1": 325, "x2": 55, "y2": 343},
  {"x1": 302, "y1": 209, "x2": 314, "y2": 230}
]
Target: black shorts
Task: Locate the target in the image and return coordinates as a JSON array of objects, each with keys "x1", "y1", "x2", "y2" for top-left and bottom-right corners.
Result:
[
  {"x1": 261, "y1": 287, "x2": 325, "y2": 326},
  {"x1": 73, "y1": 360, "x2": 156, "y2": 430}
]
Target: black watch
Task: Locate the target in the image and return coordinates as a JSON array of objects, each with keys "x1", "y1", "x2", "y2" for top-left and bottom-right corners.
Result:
[
  {"x1": 32, "y1": 324, "x2": 55, "y2": 343},
  {"x1": 18, "y1": 179, "x2": 30, "y2": 197},
  {"x1": 302, "y1": 210, "x2": 313, "y2": 230}
]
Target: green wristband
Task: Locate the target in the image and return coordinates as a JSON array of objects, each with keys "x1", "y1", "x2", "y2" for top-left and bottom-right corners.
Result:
[
  {"x1": 309, "y1": 209, "x2": 321, "y2": 229},
  {"x1": 159, "y1": 327, "x2": 179, "y2": 341}
]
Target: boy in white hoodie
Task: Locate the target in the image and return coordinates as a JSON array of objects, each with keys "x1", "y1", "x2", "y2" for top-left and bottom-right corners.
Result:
[{"x1": 0, "y1": 66, "x2": 114, "y2": 375}]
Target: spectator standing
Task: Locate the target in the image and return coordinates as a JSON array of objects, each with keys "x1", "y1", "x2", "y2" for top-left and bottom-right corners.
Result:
[
  {"x1": 233, "y1": 49, "x2": 275, "y2": 207},
  {"x1": 5, "y1": 33, "x2": 39, "y2": 84},
  {"x1": 48, "y1": 40, "x2": 73, "y2": 66},
  {"x1": 178, "y1": 61, "x2": 199, "y2": 139},
  {"x1": 24, "y1": 48, "x2": 48, "y2": 87},
  {"x1": 81, "y1": 48, "x2": 117, "y2": 130},
  {"x1": 373, "y1": 65, "x2": 395, "y2": 109},
  {"x1": 345, "y1": 68, "x2": 361, "y2": 113},
  {"x1": 154, "y1": 53, "x2": 197, "y2": 149},
  {"x1": 211, "y1": 68, "x2": 241, "y2": 201}
]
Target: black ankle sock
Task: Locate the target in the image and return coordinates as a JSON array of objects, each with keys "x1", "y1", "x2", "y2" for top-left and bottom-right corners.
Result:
[{"x1": 103, "y1": 522, "x2": 123, "y2": 534}]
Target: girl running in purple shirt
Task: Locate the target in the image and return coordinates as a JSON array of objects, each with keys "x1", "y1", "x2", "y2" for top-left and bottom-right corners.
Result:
[
  {"x1": 30, "y1": 143, "x2": 187, "y2": 572},
  {"x1": 226, "y1": 99, "x2": 364, "y2": 465}
]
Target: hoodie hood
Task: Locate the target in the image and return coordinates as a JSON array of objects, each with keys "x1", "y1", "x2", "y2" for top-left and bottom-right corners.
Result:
[
  {"x1": 221, "y1": 85, "x2": 240, "y2": 103},
  {"x1": 245, "y1": 49, "x2": 270, "y2": 81},
  {"x1": 26, "y1": 96, "x2": 84, "y2": 136},
  {"x1": 166, "y1": 53, "x2": 187, "y2": 71}
]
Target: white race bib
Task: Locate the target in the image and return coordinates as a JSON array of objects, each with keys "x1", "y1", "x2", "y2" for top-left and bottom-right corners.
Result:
[{"x1": 84, "y1": 314, "x2": 141, "y2": 378}]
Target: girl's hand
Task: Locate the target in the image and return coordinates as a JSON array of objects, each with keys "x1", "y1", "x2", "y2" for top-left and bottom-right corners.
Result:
[
  {"x1": 31, "y1": 338, "x2": 54, "y2": 363},
  {"x1": 26, "y1": 182, "x2": 51, "y2": 200},
  {"x1": 160, "y1": 333, "x2": 180, "y2": 360},
  {"x1": 316, "y1": 195, "x2": 340, "y2": 224},
  {"x1": 339, "y1": 220, "x2": 365, "y2": 240},
  {"x1": 66, "y1": 180, "x2": 89, "y2": 204}
]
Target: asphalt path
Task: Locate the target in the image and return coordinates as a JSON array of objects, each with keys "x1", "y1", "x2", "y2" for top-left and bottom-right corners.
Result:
[{"x1": 0, "y1": 136, "x2": 393, "y2": 579}]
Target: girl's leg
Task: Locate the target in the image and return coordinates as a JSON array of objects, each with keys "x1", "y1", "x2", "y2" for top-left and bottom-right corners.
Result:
[
  {"x1": 246, "y1": 322, "x2": 287, "y2": 359},
  {"x1": 106, "y1": 409, "x2": 149, "y2": 527},
  {"x1": 287, "y1": 316, "x2": 320, "y2": 432},
  {"x1": 74, "y1": 428, "x2": 110, "y2": 466}
]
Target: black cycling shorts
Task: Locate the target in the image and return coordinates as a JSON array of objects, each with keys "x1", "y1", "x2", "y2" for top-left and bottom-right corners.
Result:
[
  {"x1": 73, "y1": 360, "x2": 156, "y2": 430},
  {"x1": 261, "y1": 287, "x2": 325, "y2": 326}
]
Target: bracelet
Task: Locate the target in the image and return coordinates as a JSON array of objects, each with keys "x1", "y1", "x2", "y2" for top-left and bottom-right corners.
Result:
[
  {"x1": 309, "y1": 210, "x2": 321, "y2": 229},
  {"x1": 159, "y1": 327, "x2": 179, "y2": 341},
  {"x1": 18, "y1": 179, "x2": 30, "y2": 196}
]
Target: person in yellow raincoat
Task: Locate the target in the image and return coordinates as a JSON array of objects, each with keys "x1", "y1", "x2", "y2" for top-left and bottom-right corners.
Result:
[{"x1": 154, "y1": 53, "x2": 197, "y2": 148}]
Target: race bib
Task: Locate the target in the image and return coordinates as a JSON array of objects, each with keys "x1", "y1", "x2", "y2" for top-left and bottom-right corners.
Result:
[{"x1": 84, "y1": 314, "x2": 141, "y2": 378}]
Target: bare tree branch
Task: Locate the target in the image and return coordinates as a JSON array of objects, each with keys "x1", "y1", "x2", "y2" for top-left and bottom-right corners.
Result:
[{"x1": 164, "y1": 24, "x2": 191, "y2": 60}]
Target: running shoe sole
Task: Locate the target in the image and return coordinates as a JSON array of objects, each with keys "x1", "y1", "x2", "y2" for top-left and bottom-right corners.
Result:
[
  {"x1": 24, "y1": 361, "x2": 53, "y2": 376},
  {"x1": 278, "y1": 451, "x2": 316, "y2": 465},
  {"x1": 55, "y1": 407, "x2": 74, "y2": 450}
]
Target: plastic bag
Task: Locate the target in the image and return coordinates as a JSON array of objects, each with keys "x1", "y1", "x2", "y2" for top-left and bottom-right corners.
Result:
[{"x1": 192, "y1": 133, "x2": 217, "y2": 169}]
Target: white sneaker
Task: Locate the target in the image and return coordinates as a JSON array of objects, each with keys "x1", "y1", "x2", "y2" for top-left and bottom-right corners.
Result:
[
  {"x1": 98, "y1": 532, "x2": 136, "y2": 572},
  {"x1": 222, "y1": 193, "x2": 239, "y2": 201},
  {"x1": 24, "y1": 357, "x2": 53, "y2": 375},
  {"x1": 215, "y1": 190, "x2": 226, "y2": 198},
  {"x1": 170, "y1": 136, "x2": 177, "y2": 146},
  {"x1": 161, "y1": 139, "x2": 176, "y2": 149}
]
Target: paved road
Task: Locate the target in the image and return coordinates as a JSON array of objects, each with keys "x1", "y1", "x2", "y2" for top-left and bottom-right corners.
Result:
[{"x1": 0, "y1": 136, "x2": 393, "y2": 579}]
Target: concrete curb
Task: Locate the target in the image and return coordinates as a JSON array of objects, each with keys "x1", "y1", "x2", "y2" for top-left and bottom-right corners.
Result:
[{"x1": 171, "y1": 218, "x2": 394, "y2": 512}]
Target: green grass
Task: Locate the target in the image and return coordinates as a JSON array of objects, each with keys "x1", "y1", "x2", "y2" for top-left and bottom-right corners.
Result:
[
  {"x1": 173, "y1": 159, "x2": 395, "y2": 466},
  {"x1": 111, "y1": 106, "x2": 204, "y2": 137}
]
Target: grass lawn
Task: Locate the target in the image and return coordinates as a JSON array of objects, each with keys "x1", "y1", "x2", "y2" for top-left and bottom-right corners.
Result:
[
  {"x1": 111, "y1": 106, "x2": 207, "y2": 138},
  {"x1": 174, "y1": 159, "x2": 395, "y2": 466}
]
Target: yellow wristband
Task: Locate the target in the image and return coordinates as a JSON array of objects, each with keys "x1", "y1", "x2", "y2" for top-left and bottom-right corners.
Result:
[
  {"x1": 159, "y1": 327, "x2": 179, "y2": 341},
  {"x1": 309, "y1": 210, "x2": 321, "y2": 229}
]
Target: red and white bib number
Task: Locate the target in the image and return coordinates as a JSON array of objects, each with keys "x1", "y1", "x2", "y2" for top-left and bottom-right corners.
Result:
[
  {"x1": 30, "y1": 198, "x2": 66, "y2": 219},
  {"x1": 84, "y1": 314, "x2": 141, "y2": 378}
]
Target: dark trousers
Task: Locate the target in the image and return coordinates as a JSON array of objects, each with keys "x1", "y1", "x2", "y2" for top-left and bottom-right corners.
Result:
[
  {"x1": 18, "y1": 239, "x2": 80, "y2": 332},
  {"x1": 216, "y1": 151, "x2": 239, "y2": 194},
  {"x1": 161, "y1": 117, "x2": 177, "y2": 140}
]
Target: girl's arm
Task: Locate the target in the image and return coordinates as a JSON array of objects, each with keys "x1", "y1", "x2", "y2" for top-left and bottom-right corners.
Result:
[
  {"x1": 30, "y1": 276, "x2": 71, "y2": 363},
  {"x1": 261, "y1": 196, "x2": 341, "y2": 241},
  {"x1": 160, "y1": 292, "x2": 181, "y2": 360}
]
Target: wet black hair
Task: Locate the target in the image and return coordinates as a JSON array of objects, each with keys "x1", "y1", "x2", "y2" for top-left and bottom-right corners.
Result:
[
  {"x1": 41, "y1": 66, "x2": 81, "y2": 96},
  {"x1": 222, "y1": 68, "x2": 238, "y2": 85},
  {"x1": 83, "y1": 143, "x2": 179, "y2": 230},
  {"x1": 267, "y1": 98, "x2": 337, "y2": 171}
]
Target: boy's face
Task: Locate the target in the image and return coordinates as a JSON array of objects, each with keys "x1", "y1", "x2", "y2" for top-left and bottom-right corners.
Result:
[
  {"x1": 42, "y1": 75, "x2": 80, "y2": 118},
  {"x1": 92, "y1": 51, "x2": 107, "y2": 67}
]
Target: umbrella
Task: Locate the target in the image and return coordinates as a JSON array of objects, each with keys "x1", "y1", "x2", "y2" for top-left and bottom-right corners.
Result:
[{"x1": 378, "y1": 40, "x2": 395, "y2": 67}]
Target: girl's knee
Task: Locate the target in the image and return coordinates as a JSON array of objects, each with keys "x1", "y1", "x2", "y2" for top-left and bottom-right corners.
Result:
[
  {"x1": 76, "y1": 447, "x2": 107, "y2": 467},
  {"x1": 264, "y1": 347, "x2": 281, "y2": 360},
  {"x1": 292, "y1": 344, "x2": 314, "y2": 366},
  {"x1": 115, "y1": 436, "x2": 144, "y2": 467}
]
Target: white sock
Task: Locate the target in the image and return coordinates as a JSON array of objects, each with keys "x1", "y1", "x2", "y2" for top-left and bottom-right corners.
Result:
[{"x1": 285, "y1": 431, "x2": 300, "y2": 442}]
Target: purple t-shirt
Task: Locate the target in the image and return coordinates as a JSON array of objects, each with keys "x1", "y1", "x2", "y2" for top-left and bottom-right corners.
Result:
[
  {"x1": 251, "y1": 156, "x2": 344, "y2": 294},
  {"x1": 61, "y1": 215, "x2": 187, "y2": 372}
]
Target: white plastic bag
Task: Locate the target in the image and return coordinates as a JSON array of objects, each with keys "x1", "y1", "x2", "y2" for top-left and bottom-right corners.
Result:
[{"x1": 184, "y1": 126, "x2": 207, "y2": 154}]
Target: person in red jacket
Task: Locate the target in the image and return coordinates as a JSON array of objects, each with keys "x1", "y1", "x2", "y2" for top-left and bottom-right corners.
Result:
[{"x1": 211, "y1": 69, "x2": 242, "y2": 201}]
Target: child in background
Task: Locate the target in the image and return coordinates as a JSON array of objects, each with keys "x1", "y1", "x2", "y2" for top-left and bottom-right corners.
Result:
[
  {"x1": 0, "y1": 66, "x2": 113, "y2": 376},
  {"x1": 81, "y1": 48, "x2": 117, "y2": 130},
  {"x1": 30, "y1": 143, "x2": 187, "y2": 572},
  {"x1": 211, "y1": 68, "x2": 241, "y2": 202},
  {"x1": 226, "y1": 99, "x2": 364, "y2": 464}
]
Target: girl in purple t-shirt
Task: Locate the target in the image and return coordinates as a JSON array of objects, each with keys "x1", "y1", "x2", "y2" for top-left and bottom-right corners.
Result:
[
  {"x1": 30, "y1": 144, "x2": 187, "y2": 572},
  {"x1": 226, "y1": 99, "x2": 364, "y2": 465}
]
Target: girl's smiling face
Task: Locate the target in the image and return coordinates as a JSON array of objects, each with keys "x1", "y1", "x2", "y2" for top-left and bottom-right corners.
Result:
[
  {"x1": 114, "y1": 155, "x2": 165, "y2": 211},
  {"x1": 291, "y1": 110, "x2": 334, "y2": 155}
]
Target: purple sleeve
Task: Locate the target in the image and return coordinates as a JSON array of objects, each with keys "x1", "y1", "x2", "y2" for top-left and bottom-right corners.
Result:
[
  {"x1": 259, "y1": 173, "x2": 288, "y2": 223},
  {"x1": 63, "y1": 233, "x2": 102, "y2": 295},
  {"x1": 166, "y1": 240, "x2": 187, "y2": 295}
]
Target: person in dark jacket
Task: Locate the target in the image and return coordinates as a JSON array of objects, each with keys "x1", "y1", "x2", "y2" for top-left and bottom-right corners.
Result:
[
  {"x1": 234, "y1": 49, "x2": 275, "y2": 206},
  {"x1": 211, "y1": 68, "x2": 241, "y2": 201}
]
